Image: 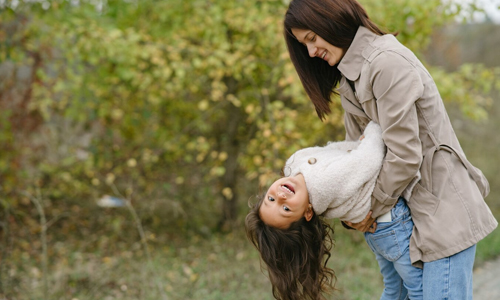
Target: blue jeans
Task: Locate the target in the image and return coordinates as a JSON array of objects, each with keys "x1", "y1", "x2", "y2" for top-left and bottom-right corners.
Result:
[
  {"x1": 422, "y1": 244, "x2": 476, "y2": 300},
  {"x1": 364, "y1": 198, "x2": 423, "y2": 300}
]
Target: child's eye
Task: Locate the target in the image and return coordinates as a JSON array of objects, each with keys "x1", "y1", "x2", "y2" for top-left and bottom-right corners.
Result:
[
  {"x1": 268, "y1": 196, "x2": 275, "y2": 202},
  {"x1": 283, "y1": 206, "x2": 290, "y2": 211}
]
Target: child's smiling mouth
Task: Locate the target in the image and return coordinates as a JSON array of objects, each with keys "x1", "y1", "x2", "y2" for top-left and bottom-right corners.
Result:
[{"x1": 282, "y1": 184, "x2": 295, "y2": 194}]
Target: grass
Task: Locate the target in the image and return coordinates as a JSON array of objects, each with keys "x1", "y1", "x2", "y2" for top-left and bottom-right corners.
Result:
[
  {"x1": 5, "y1": 213, "x2": 500, "y2": 300},
  {"x1": 475, "y1": 223, "x2": 500, "y2": 265},
  {"x1": 7, "y1": 220, "x2": 386, "y2": 300}
]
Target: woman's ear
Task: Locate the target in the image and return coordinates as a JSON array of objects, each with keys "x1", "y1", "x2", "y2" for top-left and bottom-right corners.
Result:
[{"x1": 304, "y1": 204, "x2": 314, "y2": 222}]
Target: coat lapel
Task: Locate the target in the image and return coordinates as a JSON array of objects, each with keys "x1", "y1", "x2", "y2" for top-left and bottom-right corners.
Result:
[{"x1": 337, "y1": 77, "x2": 367, "y2": 118}]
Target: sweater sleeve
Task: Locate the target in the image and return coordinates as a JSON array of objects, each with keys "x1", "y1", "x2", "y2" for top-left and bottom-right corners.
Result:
[
  {"x1": 311, "y1": 121, "x2": 385, "y2": 216},
  {"x1": 325, "y1": 140, "x2": 360, "y2": 152},
  {"x1": 347, "y1": 121, "x2": 386, "y2": 169}
]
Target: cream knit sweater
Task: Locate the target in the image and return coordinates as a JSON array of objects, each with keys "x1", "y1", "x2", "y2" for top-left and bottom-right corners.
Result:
[{"x1": 283, "y1": 121, "x2": 386, "y2": 223}]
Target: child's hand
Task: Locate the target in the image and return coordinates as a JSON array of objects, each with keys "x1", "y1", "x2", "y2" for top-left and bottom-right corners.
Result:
[{"x1": 359, "y1": 135, "x2": 365, "y2": 141}]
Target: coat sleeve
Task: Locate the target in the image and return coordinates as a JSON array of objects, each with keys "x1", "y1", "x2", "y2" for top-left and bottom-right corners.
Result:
[
  {"x1": 368, "y1": 51, "x2": 424, "y2": 217},
  {"x1": 344, "y1": 112, "x2": 363, "y2": 141}
]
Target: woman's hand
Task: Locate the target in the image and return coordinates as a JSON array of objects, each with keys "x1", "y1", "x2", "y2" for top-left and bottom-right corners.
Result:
[{"x1": 344, "y1": 211, "x2": 377, "y2": 233}]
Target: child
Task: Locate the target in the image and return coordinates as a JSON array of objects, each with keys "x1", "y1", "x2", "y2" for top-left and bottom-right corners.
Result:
[{"x1": 246, "y1": 121, "x2": 422, "y2": 300}]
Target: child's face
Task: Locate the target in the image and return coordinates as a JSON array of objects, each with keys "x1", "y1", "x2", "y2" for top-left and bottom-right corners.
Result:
[{"x1": 259, "y1": 173, "x2": 312, "y2": 229}]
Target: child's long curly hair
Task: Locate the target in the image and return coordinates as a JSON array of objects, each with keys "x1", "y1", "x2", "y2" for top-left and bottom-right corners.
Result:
[{"x1": 245, "y1": 196, "x2": 336, "y2": 300}]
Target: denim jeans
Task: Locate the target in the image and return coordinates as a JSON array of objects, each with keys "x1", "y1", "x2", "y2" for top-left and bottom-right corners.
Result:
[
  {"x1": 422, "y1": 244, "x2": 476, "y2": 300},
  {"x1": 364, "y1": 198, "x2": 423, "y2": 300}
]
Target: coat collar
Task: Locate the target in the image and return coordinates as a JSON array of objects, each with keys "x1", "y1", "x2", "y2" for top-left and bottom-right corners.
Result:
[
  {"x1": 337, "y1": 26, "x2": 379, "y2": 81},
  {"x1": 337, "y1": 77, "x2": 366, "y2": 117}
]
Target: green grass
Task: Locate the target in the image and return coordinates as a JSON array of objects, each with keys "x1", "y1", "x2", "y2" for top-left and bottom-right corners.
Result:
[
  {"x1": 6, "y1": 198, "x2": 499, "y2": 300},
  {"x1": 7, "y1": 221, "x2": 386, "y2": 300},
  {"x1": 476, "y1": 223, "x2": 500, "y2": 266},
  {"x1": 6, "y1": 214, "x2": 500, "y2": 300}
]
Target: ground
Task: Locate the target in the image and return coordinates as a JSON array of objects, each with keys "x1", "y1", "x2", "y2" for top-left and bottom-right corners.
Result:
[{"x1": 473, "y1": 256, "x2": 500, "y2": 299}]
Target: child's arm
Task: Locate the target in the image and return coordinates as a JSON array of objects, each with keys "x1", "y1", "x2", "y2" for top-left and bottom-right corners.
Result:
[
  {"x1": 320, "y1": 122, "x2": 385, "y2": 197},
  {"x1": 308, "y1": 122, "x2": 386, "y2": 219},
  {"x1": 341, "y1": 121, "x2": 386, "y2": 184},
  {"x1": 325, "y1": 140, "x2": 360, "y2": 152},
  {"x1": 353, "y1": 121, "x2": 386, "y2": 156}
]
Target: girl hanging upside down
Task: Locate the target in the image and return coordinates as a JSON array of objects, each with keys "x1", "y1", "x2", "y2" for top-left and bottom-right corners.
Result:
[{"x1": 246, "y1": 122, "x2": 423, "y2": 300}]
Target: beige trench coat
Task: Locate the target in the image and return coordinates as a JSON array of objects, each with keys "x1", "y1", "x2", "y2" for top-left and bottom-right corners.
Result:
[{"x1": 336, "y1": 26, "x2": 498, "y2": 267}]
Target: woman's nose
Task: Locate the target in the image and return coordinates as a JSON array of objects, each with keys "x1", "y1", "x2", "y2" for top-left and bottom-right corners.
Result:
[{"x1": 307, "y1": 44, "x2": 317, "y2": 58}]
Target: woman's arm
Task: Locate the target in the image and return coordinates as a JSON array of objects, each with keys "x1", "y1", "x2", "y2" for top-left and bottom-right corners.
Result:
[
  {"x1": 343, "y1": 212, "x2": 377, "y2": 233},
  {"x1": 368, "y1": 51, "x2": 424, "y2": 218},
  {"x1": 344, "y1": 113, "x2": 363, "y2": 141}
]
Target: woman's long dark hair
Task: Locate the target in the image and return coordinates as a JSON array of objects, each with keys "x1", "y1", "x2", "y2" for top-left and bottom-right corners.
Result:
[
  {"x1": 284, "y1": 0, "x2": 387, "y2": 120},
  {"x1": 245, "y1": 196, "x2": 336, "y2": 300}
]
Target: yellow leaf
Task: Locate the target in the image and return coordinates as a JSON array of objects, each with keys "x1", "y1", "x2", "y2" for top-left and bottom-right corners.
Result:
[{"x1": 222, "y1": 187, "x2": 233, "y2": 200}]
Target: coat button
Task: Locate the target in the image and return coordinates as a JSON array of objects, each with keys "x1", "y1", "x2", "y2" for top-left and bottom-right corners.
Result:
[{"x1": 308, "y1": 158, "x2": 317, "y2": 165}]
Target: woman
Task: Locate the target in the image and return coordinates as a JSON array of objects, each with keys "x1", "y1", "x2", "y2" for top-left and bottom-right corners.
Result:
[{"x1": 283, "y1": 0, "x2": 498, "y2": 299}]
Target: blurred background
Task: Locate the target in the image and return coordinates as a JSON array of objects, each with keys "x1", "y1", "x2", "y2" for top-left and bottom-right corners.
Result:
[{"x1": 1, "y1": 0, "x2": 499, "y2": 299}]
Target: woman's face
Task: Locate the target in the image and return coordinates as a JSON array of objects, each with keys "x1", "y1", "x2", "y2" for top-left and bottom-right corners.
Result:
[
  {"x1": 259, "y1": 173, "x2": 312, "y2": 229},
  {"x1": 291, "y1": 28, "x2": 345, "y2": 66}
]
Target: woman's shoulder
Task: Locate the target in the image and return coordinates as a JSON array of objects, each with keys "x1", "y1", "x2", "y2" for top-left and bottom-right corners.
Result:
[
  {"x1": 372, "y1": 33, "x2": 408, "y2": 52},
  {"x1": 358, "y1": 36, "x2": 424, "y2": 83},
  {"x1": 365, "y1": 34, "x2": 420, "y2": 68}
]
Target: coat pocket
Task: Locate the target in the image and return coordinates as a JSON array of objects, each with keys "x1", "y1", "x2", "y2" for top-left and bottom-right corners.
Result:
[
  {"x1": 408, "y1": 177, "x2": 475, "y2": 256},
  {"x1": 407, "y1": 182, "x2": 440, "y2": 253},
  {"x1": 408, "y1": 143, "x2": 496, "y2": 263},
  {"x1": 408, "y1": 183, "x2": 440, "y2": 217}
]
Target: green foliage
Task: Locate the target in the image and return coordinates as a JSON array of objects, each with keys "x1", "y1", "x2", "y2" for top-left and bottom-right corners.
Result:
[
  {"x1": 3, "y1": 0, "x2": 494, "y2": 223},
  {"x1": 1, "y1": 0, "x2": 497, "y2": 232},
  {"x1": 363, "y1": 0, "x2": 458, "y2": 52},
  {"x1": 431, "y1": 64, "x2": 499, "y2": 120},
  {"x1": 2, "y1": 0, "x2": 345, "y2": 233}
]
